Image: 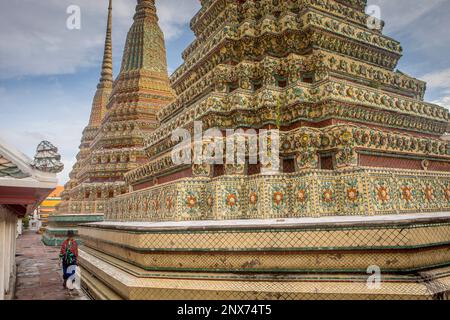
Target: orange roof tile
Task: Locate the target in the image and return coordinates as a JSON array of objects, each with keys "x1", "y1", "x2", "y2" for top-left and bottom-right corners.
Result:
[{"x1": 48, "y1": 186, "x2": 64, "y2": 198}]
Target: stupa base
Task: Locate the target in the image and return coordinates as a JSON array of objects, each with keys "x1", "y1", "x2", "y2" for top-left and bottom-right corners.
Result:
[
  {"x1": 78, "y1": 213, "x2": 450, "y2": 300},
  {"x1": 42, "y1": 213, "x2": 104, "y2": 246},
  {"x1": 79, "y1": 253, "x2": 450, "y2": 300}
]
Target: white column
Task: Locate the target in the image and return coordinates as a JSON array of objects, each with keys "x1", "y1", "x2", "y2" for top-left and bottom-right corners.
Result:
[
  {"x1": 0, "y1": 210, "x2": 6, "y2": 300},
  {"x1": 10, "y1": 216, "x2": 17, "y2": 275},
  {"x1": 17, "y1": 218, "x2": 22, "y2": 236},
  {"x1": 3, "y1": 214, "x2": 12, "y2": 294}
]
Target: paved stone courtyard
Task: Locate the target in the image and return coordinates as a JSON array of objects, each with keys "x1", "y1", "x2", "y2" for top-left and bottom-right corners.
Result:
[{"x1": 14, "y1": 230, "x2": 88, "y2": 300}]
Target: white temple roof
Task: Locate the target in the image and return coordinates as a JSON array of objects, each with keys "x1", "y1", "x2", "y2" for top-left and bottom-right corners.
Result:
[{"x1": 0, "y1": 137, "x2": 62, "y2": 214}]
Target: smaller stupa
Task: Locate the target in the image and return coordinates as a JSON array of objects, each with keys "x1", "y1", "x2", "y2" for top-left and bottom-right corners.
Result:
[{"x1": 43, "y1": 0, "x2": 115, "y2": 246}]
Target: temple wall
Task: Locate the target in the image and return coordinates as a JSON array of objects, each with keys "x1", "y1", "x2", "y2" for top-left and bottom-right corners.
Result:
[{"x1": 0, "y1": 205, "x2": 18, "y2": 300}]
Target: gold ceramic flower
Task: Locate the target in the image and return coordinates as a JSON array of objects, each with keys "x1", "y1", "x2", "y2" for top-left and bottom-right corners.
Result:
[
  {"x1": 273, "y1": 191, "x2": 284, "y2": 205},
  {"x1": 227, "y1": 194, "x2": 238, "y2": 207},
  {"x1": 323, "y1": 190, "x2": 333, "y2": 203},
  {"x1": 341, "y1": 131, "x2": 352, "y2": 143},
  {"x1": 445, "y1": 188, "x2": 450, "y2": 201},
  {"x1": 300, "y1": 134, "x2": 310, "y2": 146},
  {"x1": 424, "y1": 187, "x2": 434, "y2": 201},
  {"x1": 249, "y1": 192, "x2": 258, "y2": 205},
  {"x1": 187, "y1": 195, "x2": 197, "y2": 208},
  {"x1": 297, "y1": 189, "x2": 307, "y2": 203},
  {"x1": 377, "y1": 186, "x2": 390, "y2": 202},
  {"x1": 401, "y1": 186, "x2": 413, "y2": 202},
  {"x1": 347, "y1": 188, "x2": 358, "y2": 202}
]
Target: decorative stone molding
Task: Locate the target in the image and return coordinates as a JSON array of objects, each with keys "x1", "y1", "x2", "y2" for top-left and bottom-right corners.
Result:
[
  {"x1": 192, "y1": 163, "x2": 213, "y2": 177},
  {"x1": 105, "y1": 168, "x2": 450, "y2": 222}
]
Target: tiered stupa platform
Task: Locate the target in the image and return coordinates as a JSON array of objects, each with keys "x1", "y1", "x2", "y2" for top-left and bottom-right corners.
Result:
[
  {"x1": 42, "y1": 214, "x2": 104, "y2": 246},
  {"x1": 64, "y1": 0, "x2": 450, "y2": 299},
  {"x1": 79, "y1": 213, "x2": 450, "y2": 300}
]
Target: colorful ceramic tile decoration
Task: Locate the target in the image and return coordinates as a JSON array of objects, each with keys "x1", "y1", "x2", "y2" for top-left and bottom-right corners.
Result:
[{"x1": 57, "y1": 0, "x2": 450, "y2": 299}]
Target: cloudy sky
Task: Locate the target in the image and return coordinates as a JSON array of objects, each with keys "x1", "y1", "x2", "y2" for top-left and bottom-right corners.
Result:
[{"x1": 0, "y1": 0, "x2": 449, "y2": 184}]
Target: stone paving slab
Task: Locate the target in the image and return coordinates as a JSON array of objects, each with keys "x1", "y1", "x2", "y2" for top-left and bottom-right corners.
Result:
[{"x1": 14, "y1": 230, "x2": 89, "y2": 300}]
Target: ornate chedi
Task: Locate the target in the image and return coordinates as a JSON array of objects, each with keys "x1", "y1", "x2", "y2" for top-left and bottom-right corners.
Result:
[
  {"x1": 43, "y1": 1, "x2": 115, "y2": 245},
  {"x1": 45, "y1": 0, "x2": 177, "y2": 245},
  {"x1": 62, "y1": 0, "x2": 173, "y2": 215},
  {"x1": 46, "y1": 0, "x2": 175, "y2": 246},
  {"x1": 57, "y1": 0, "x2": 116, "y2": 218},
  {"x1": 78, "y1": 0, "x2": 450, "y2": 299}
]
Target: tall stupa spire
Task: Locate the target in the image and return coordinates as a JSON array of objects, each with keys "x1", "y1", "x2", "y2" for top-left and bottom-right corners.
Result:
[
  {"x1": 86, "y1": 0, "x2": 174, "y2": 182},
  {"x1": 119, "y1": 0, "x2": 169, "y2": 74},
  {"x1": 46, "y1": 0, "x2": 173, "y2": 246},
  {"x1": 136, "y1": 0, "x2": 156, "y2": 13},
  {"x1": 137, "y1": 0, "x2": 156, "y2": 10},
  {"x1": 53, "y1": 0, "x2": 118, "y2": 218},
  {"x1": 87, "y1": 0, "x2": 114, "y2": 127},
  {"x1": 98, "y1": 0, "x2": 113, "y2": 88}
]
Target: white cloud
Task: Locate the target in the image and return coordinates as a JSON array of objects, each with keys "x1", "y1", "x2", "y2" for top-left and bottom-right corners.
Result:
[
  {"x1": 0, "y1": 0, "x2": 200, "y2": 184},
  {"x1": 158, "y1": 1, "x2": 199, "y2": 40},
  {"x1": 0, "y1": 0, "x2": 199, "y2": 79},
  {"x1": 367, "y1": 0, "x2": 450, "y2": 61},
  {"x1": 0, "y1": 77, "x2": 90, "y2": 185},
  {"x1": 368, "y1": 0, "x2": 446, "y2": 34},
  {"x1": 433, "y1": 96, "x2": 450, "y2": 109},
  {"x1": 422, "y1": 68, "x2": 450, "y2": 109},
  {"x1": 59, "y1": 159, "x2": 76, "y2": 185},
  {"x1": 422, "y1": 68, "x2": 450, "y2": 92}
]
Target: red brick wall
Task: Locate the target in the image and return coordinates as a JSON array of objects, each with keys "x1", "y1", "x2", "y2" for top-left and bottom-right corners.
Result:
[
  {"x1": 359, "y1": 154, "x2": 450, "y2": 172},
  {"x1": 320, "y1": 155, "x2": 334, "y2": 170},
  {"x1": 133, "y1": 167, "x2": 193, "y2": 191},
  {"x1": 248, "y1": 163, "x2": 261, "y2": 175},
  {"x1": 283, "y1": 158, "x2": 296, "y2": 173},
  {"x1": 214, "y1": 164, "x2": 224, "y2": 177}
]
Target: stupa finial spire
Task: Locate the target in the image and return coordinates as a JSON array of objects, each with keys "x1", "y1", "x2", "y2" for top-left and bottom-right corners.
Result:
[
  {"x1": 98, "y1": 0, "x2": 113, "y2": 88},
  {"x1": 134, "y1": 0, "x2": 157, "y2": 21},
  {"x1": 118, "y1": 0, "x2": 169, "y2": 74},
  {"x1": 138, "y1": 0, "x2": 155, "y2": 5}
]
